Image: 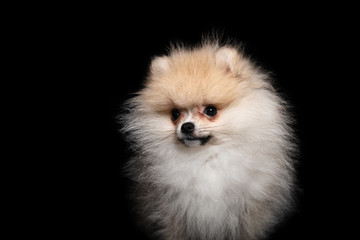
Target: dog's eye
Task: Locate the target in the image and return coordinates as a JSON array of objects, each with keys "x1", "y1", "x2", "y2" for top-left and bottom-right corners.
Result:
[
  {"x1": 204, "y1": 106, "x2": 217, "y2": 117},
  {"x1": 171, "y1": 109, "x2": 180, "y2": 121}
]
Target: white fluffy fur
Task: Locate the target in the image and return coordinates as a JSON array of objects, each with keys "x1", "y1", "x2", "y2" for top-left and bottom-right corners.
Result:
[{"x1": 120, "y1": 39, "x2": 296, "y2": 240}]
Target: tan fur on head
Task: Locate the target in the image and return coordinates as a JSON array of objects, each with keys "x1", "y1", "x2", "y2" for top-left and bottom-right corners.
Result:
[{"x1": 141, "y1": 43, "x2": 262, "y2": 112}]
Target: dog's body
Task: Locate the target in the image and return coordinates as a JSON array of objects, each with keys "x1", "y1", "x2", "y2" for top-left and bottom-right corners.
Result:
[{"x1": 120, "y1": 38, "x2": 296, "y2": 240}]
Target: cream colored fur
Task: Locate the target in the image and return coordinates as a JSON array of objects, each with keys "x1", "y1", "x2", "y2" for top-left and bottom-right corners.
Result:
[{"x1": 120, "y1": 39, "x2": 296, "y2": 240}]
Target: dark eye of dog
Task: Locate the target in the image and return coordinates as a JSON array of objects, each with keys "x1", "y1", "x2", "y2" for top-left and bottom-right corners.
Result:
[
  {"x1": 171, "y1": 109, "x2": 180, "y2": 121},
  {"x1": 204, "y1": 106, "x2": 217, "y2": 117}
]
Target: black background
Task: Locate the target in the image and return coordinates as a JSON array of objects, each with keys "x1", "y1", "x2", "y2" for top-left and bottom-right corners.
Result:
[{"x1": 24, "y1": 4, "x2": 356, "y2": 239}]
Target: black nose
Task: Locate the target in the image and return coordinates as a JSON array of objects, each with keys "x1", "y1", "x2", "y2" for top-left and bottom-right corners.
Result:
[{"x1": 181, "y1": 122, "x2": 195, "y2": 134}]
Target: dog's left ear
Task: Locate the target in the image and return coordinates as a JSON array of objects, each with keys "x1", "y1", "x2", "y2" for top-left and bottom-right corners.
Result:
[{"x1": 215, "y1": 47, "x2": 242, "y2": 75}]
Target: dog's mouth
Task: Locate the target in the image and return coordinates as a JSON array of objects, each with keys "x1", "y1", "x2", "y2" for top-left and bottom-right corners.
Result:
[{"x1": 180, "y1": 135, "x2": 212, "y2": 146}]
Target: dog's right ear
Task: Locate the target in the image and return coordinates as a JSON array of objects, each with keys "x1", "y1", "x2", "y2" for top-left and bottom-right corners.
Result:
[{"x1": 150, "y1": 56, "x2": 170, "y2": 74}]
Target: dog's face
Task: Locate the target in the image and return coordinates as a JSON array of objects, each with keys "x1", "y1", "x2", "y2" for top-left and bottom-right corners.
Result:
[
  {"x1": 133, "y1": 46, "x2": 269, "y2": 149},
  {"x1": 138, "y1": 47, "x2": 246, "y2": 148}
]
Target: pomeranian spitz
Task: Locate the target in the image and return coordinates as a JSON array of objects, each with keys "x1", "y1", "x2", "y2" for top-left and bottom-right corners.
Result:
[{"x1": 120, "y1": 37, "x2": 296, "y2": 240}]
